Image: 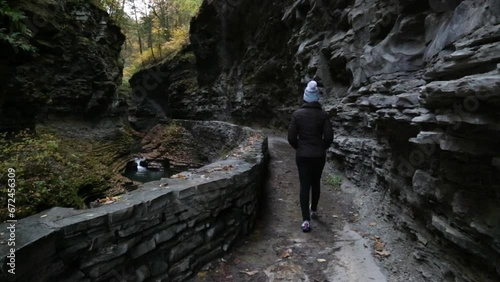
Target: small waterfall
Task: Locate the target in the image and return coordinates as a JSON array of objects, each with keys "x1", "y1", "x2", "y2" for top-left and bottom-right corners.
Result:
[
  {"x1": 135, "y1": 157, "x2": 147, "y2": 173},
  {"x1": 124, "y1": 157, "x2": 174, "y2": 183}
]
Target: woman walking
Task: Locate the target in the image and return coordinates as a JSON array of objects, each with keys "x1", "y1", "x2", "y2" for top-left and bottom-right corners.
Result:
[{"x1": 288, "y1": 80, "x2": 334, "y2": 232}]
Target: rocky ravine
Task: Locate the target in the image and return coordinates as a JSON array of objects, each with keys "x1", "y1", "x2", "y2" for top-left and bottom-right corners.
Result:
[
  {"x1": 0, "y1": 0, "x2": 125, "y2": 131},
  {"x1": 132, "y1": 0, "x2": 500, "y2": 280}
]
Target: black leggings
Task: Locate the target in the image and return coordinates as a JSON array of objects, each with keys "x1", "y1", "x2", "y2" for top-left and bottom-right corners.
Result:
[{"x1": 296, "y1": 156, "x2": 326, "y2": 221}]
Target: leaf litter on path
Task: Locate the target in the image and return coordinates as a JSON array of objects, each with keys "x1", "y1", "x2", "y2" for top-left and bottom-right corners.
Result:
[{"x1": 371, "y1": 237, "x2": 391, "y2": 259}]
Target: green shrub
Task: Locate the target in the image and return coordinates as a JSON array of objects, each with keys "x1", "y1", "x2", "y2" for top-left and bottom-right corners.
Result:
[
  {"x1": 163, "y1": 122, "x2": 184, "y2": 140},
  {"x1": 0, "y1": 130, "x2": 112, "y2": 221},
  {"x1": 326, "y1": 174, "x2": 343, "y2": 188}
]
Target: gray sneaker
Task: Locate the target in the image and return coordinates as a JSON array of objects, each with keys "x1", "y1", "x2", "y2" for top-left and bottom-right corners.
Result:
[{"x1": 310, "y1": 210, "x2": 319, "y2": 219}]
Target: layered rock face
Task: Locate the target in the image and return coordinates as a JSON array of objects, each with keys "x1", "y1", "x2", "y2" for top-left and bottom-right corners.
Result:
[
  {"x1": 128, "y1": 47, "x2": 199, "y2": 131},
  {"x1": 183, "y1": 0, "x2": 500, "y2": 279},
  {"x1": 188, "y1": 0, "x2": 299, "y2": 125},
  {"x1": 0, "y1": 0, "x2": 124, "y2": 130}
]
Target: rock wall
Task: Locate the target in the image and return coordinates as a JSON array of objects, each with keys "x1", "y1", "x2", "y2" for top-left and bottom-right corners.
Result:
[
  {"x1": 0, "y1": 0, "x2": 124, "y2": 131},
  {"x1": 139, "y1": 119, "x2": 253, "y2": 169},
  {"x1": 0, "y1": 122, "x2": 268, "y2": 282},
  {"x1": 183, "y1": 0, "x2": 500, "y2": 280},
  {"x1": 128, "y1": 47, "x2": 200, "y2": 131},
  {"x1": 188, "y1": 0, "x2": 298, "y2": 125}
]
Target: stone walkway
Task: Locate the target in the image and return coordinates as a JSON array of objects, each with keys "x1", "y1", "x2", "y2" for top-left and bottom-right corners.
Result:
[{"x1": 188, "y1": 136, "x2": 388, "y2": 282}]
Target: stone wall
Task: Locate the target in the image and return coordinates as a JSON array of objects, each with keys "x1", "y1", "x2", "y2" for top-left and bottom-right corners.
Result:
[{"x1": 0, "y1": 124, "x2": 268, "y2": 282}]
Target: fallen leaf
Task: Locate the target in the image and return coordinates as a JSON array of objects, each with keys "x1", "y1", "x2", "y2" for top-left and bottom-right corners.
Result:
[
  {"x1": 281, "y1": 248, "x2": 293, "y2": 258},
  {"x1": 96, "y1": 196, "x2": 120, "y2": 205},
  {"x1": 317, "y1": 259, "x2": 327, "y2": 262},
  {"x1": 375, "y1": 250, "x2": 391, "y2": 257},
  {"x1": 239, "y1": 270, "x2": 259, "y2": 276},
  {"x1": 171, "y1": 173, "x2": 188, "y2": 179},
  {"x1": 374, "y1": 241, "x2": 385, "y2": 251},
  {"x1": 223, "y1": 165, "x2": 234, "y2": 171}
]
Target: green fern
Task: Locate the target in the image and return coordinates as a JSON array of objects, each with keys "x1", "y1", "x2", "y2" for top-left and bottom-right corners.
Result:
[
  {"x1": 326, "y1": 174, "x2": 343, "y2": 187},
  {"x1": 0, "y1": 0, "x2": 37, "y2": 54},
  {"x1": 3, "y1": 9, "x2": 27, "y2": 22}
]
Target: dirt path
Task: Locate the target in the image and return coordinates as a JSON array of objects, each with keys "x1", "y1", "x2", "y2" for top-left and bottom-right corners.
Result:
[{"x1": 189, "y1": 136, "x2": 389, "y2": 282}]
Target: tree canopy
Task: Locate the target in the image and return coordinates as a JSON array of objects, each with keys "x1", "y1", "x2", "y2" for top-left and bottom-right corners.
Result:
[{"x1": 94, "y1": 0, "x2": 203, "y2": 80}]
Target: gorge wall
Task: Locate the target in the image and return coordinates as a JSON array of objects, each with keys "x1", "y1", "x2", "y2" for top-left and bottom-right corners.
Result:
[
  {"x1": 0, "y1": 0, "x2": 124, "y2": 131},
  {"x1": 133, "y1": 0, "x2": 500, "y2": 280}
]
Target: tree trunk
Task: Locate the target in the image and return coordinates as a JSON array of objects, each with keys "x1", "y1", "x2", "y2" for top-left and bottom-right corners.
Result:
[{"x1": 132, "y1": 0, "x2": 143, "y2": 55}]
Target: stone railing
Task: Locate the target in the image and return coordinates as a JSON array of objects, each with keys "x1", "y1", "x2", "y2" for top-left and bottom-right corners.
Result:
[{"x1": 0, "y1": 122, "x2": 268, "y2": 282}]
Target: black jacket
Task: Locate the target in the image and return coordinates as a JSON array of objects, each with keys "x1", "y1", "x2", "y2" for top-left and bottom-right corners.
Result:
[{"x1": 288, "y1": 102, "x2": 334, "y2": 158}]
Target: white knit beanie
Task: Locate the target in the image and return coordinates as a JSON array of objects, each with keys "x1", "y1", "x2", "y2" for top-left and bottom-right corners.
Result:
[{"x1": 303, "y1": 80, "x2": 319, "y2": 102}]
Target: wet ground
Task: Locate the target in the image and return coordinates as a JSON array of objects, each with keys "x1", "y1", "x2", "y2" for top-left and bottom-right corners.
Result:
[{"x1": 191, "y1": 137, "x2": 425, "y2": 282}]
